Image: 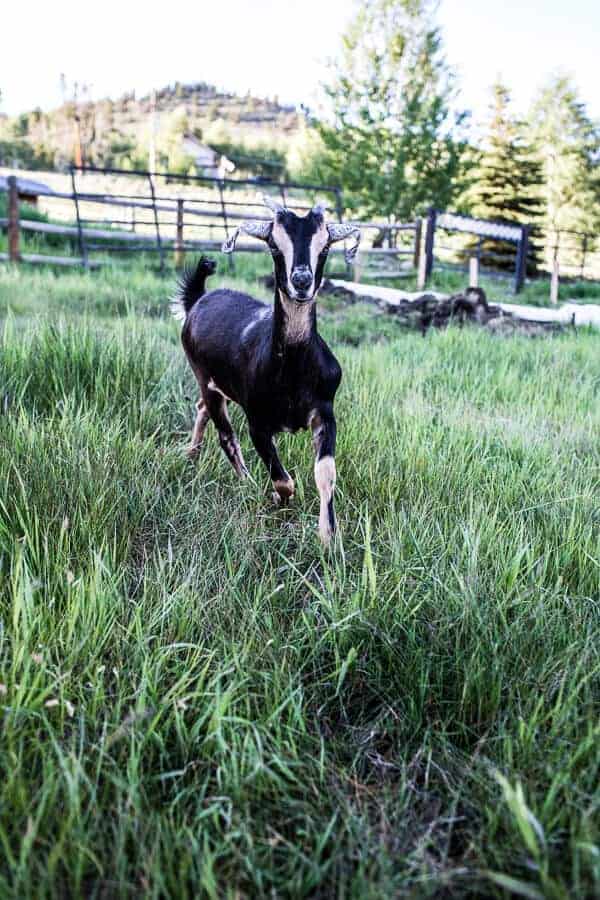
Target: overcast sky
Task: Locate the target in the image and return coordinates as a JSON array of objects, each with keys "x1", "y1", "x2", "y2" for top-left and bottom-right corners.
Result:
[{"x1": 1, "y1": 0, "x2": 598, "y2": 122}]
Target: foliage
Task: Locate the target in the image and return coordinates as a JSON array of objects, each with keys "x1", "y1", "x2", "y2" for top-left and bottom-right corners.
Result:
[
  {"x1": 0, "y1": 129, "x2": 54, "y2": 170},
  {"x1": 209, "y1": 138, "x2": 287, "y2": 179},
  {"x1": 155, "y1": 109, "x2": 197, "y2": 175},
  {"x1": 529, "y1": 74, "x2": 600, "y2": 249},
  {"x1": 312, "y1": 0, "x2": 468, "y2": 219},
  {"x1": 465, "y1": 82, "x2": 545, "y2": 271},
  {"x1": 0, "y1": 262, "x2": 600, "y2": 896},
  {"x1": 469, "y1": 83, "x2": 544, "y2": 227},
  {"x1": 0, "y1": 81, "x2": 302, "y2": 177}
]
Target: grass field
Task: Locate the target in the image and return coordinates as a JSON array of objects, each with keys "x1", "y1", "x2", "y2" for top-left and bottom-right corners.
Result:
[{"x1": 1, "y1": 260, "x2": 600, "y2": 898}]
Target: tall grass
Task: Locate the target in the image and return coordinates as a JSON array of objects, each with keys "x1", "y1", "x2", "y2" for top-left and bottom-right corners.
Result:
[{"x1": 0, "y1": 262, "x2": 599, "y2": 897}]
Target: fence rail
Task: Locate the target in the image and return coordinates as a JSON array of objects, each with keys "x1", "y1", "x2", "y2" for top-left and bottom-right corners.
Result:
[
  {"x1": 3, "y1": 166, "x2": 600, "y2": 301},
  {"x1": 424, "y1": 208, "x2": 530, "y2": 293},
  {"x1": 0, "y1": 167, "x2": 422, "y2": 280}
]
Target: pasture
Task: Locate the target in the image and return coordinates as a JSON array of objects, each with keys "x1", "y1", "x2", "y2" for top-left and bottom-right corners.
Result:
[{"x1": 1, "y1": 261, "x2": 599, "y2": 897}]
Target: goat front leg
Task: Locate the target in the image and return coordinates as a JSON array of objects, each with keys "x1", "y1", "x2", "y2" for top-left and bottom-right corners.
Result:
[
  {"x1": 249, "y1": 425, "x2": 294, "y2": 505},
  {"x1": 311, "y1": 407, "x2": 337, "y2": 545}
]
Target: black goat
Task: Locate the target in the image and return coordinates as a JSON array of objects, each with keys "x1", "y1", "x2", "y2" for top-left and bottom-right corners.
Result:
[{"x1": 172, "y1": 195, "x2": 360, "y2": 544}]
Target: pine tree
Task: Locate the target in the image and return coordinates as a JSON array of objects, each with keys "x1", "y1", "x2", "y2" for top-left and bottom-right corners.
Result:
[
  {"x1": 472, "y1": 83, "x2": 543, "y2": 223},
  {"x1": 469, "y1": 82, "x2": 544, "y2": 271},
  {"x1": 313, "y1": 0, "x2": 467, "y2": 221},
  {"x1": 528, "y1": 75, "x2": 600, "y2": 272}
]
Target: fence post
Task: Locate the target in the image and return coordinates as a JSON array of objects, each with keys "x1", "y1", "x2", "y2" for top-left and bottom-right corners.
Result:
[
  {"x1": 581, "y1": 234, "x2": 588, "y2": 279},
  {"x1": 413, "y1": 218, "x2": 422, "y2": 274},
  {"x1": 514, "y1": 224, "x2": 529, "y2": 294},
  {"x1": 70, "y1": 166, "x2": 88, "y2": 269},
  {"x1": 550, "y1": 253, "x2": 559, "y2": 306},
  {"x1": 423, "y1": 208, "x2": 437, "y2": 283},
  {"x1": 147, "y1": 172, "x2": 164, "y2": 272},
  {"x1": 218, "y1": 181, "x2": 233, "y2": 273},
  {"x1": 352, "y1": 248, "x2": 363, "y2": 283},
  {"x1": 175, "y1": 198, "x2": 185, "y2": 269},
  {"x1": 334, "y1": 188, "x2": 343, "y2": 223},
  {"x1": 469, "y1": 255, "x2": 479, "y2": 288},
  {"x1": 7, "y1": 176, "x2": 20, "y2": 263}
]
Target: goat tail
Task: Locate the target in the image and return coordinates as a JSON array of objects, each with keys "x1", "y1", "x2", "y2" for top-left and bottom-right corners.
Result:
[{"x1": 170, "y1": 256, "x2": 217, "y2": 321}]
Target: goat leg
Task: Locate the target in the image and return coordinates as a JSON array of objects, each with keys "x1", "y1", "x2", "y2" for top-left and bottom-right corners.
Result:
[
  {"x1": 187, "y1": 398, "x2": 210, "y2": 459},
  {"x1": 249, "y1": 426, "x2": 294, "y2": 505},
  {"x1": 204, "y1": 390, "x2": 248, "y2": 478},
  {"x1": 311, "y1": 407, "x2": 337, "y2": 545}
]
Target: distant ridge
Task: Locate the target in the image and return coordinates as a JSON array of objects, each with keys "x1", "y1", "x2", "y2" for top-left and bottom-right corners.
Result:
[{"x1": 0, "y1": 81, "x2": 305, "y2": 176}]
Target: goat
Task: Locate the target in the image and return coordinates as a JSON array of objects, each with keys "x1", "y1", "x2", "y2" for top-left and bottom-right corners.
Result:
[{"x1": 172, "y1": 195, "x2": 360, "y2": 544}]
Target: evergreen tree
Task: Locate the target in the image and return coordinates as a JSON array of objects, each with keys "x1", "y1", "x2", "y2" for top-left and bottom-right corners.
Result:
[
  {"x1": 469, "y1": 82, "x2": 544, "y2": 271},
  {"x1": 312, "y1": 0, "x2": 467, "y2": 220},
  {"x1": 528, "y1": 74, "x2": 600, "y2": 271},
  {"x1": 472, "y1": 83, "x2": 543, "y2": 223}
]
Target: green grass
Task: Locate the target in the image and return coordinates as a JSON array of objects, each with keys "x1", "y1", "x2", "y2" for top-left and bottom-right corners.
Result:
[{"x1": 1, "y1": 260, "x2": 600, "y2": 898}]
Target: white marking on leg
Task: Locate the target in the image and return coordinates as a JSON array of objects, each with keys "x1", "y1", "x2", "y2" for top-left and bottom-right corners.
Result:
[
  {"x1": 188, "y1": 400, "x2": 209, "y2": 458},
  {"x1": 221, "y1": 432, "x2": 248, "y2": 478},
  {"x1": 314, "y1": 455, "x2": 336, "y2": 545},
  {"x1": 207, "y1": 378, "x2": 233, "y2": 402}
]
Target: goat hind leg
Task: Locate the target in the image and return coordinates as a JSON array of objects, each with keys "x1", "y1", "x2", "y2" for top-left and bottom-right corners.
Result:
[
  {"x1": 205, "y1": 389, "x2": 248, "y2": 478},
  {"x1": 187, "y1": 398, "x2": 210, "y2": 459}
]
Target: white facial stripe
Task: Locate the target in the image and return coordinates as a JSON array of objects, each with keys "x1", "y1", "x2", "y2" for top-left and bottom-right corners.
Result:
[
  {"x1": 272, "y1": 217, "x2": 329, "y2": 299},
  {"x1": 310, "y1": 224, "x2": 329, "y2": 277},
  {"x1": 271, "y1": 220, "x2": 295, "y2": 287}
]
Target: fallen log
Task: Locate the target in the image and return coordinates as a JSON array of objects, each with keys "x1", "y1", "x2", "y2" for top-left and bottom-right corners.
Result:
[{"x1": 321, "y1": 280, "x2": 581, "y2": 336}]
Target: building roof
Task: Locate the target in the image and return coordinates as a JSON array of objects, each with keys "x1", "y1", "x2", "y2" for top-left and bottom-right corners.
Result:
[{"x1": 0, "y1": 176, "x2": 54, "y2": 196}]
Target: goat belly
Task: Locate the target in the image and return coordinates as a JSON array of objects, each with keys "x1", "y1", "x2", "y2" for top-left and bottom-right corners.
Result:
[{"x1": 247, "y1": 390, "x2": 315, "y2": 435}]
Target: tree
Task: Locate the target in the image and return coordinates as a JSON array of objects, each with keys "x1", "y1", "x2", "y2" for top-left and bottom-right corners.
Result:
[
  {"x1": 311, "y1": 0, "x2": 467, "y2": 220},
  {"x1": 528, "y1": 74, "x2": 600, "y2": 270},
  {"x1": 467, "y1": 82, "x2": 545, "y2": 271},
  {"x1": 470, "y1": 83, "x2": 544, "y2": 225}
]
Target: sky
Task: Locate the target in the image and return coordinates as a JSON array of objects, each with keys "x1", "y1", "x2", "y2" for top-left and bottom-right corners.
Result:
[{"x1": 1, "y1": 0, "x2": 599, "y2": 122}]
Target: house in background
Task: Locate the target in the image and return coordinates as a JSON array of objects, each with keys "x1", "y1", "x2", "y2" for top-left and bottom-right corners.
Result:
[
  {"x1": 0, "y1": 175, "x2": 54, "y2": 207},
  {"x1": 180, "y1": 135, "x2": 235, "y2": 178}
]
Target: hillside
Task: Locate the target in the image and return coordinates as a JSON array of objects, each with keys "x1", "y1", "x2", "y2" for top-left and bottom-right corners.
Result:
[{"x1": 0, "y1": 81, "x2": 305, "y2": 176}]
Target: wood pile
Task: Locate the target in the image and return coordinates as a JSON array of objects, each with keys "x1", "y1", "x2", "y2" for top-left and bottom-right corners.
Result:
[{"x1": 319, "y1": 281, "x2": 572, "y2": 336}]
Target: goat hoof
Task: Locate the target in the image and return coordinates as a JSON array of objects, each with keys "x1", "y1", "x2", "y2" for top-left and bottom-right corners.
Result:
[
  {"x1": 186, "y1": 446, "x2": 200, "y2": 461},
  {"x1": 272, "y1": 478, "x2": 295, "y2": 506},
  {"x1": 272, "y1": 491, "x2": 282, "y2": 507}
]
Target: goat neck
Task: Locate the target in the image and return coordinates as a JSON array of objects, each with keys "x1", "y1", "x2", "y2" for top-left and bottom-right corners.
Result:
[{"x1": 271, "y1": 287, "x2": 317, "y2": 355}]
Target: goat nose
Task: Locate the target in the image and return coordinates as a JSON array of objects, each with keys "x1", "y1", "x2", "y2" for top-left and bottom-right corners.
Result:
[{"x1": 291, "y1": 268, "x2": 312, "y2": 290}]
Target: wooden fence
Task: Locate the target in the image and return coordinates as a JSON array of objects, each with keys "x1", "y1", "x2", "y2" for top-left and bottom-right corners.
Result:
[{"x1": 0, "y1": 167, "x2": 422, "y2": 281}]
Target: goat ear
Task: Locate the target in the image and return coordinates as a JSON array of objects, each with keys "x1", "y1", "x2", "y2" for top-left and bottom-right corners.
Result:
[
  {"x1": 327, "y1": 223, "x2": 361, "y2": 263},
  {"x1": 222, "y1": 221, "x2": 272, "y2": 254}
]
